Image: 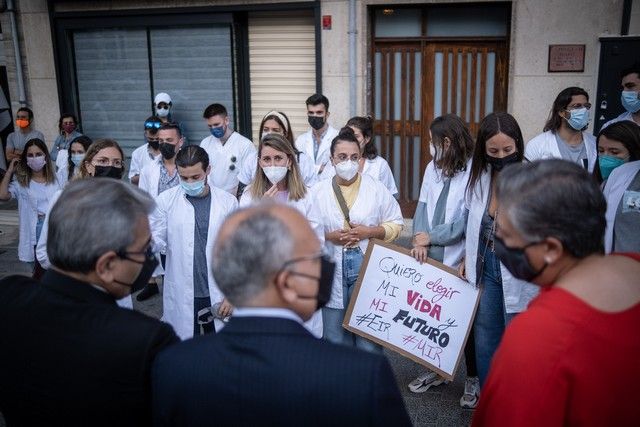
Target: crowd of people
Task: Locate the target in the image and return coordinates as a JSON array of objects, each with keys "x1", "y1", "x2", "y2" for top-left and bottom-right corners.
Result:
[{"x1": 0, "y1": 61, "x2": 638, "y2": 426}]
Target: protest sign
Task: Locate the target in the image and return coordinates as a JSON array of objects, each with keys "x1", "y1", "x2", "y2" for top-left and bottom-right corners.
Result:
[{"x1": 343, "y1": 239, "x2": 480, "y2": 380}]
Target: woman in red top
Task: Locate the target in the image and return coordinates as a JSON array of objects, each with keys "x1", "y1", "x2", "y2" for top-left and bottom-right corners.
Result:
[{"x1": 472, "y1": 158, "x2": 640, "y2": 427}]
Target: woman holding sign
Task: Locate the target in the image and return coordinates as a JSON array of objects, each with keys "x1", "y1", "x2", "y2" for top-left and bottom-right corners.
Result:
[
  {"x1": 308, "y1": 127, "x2": 404, "y2": 353},
  {"x1": 408, "y1": 114, "x2": 480, "y2": 408},
  {"x1": 473, "y1": 159, "x2": 640, "y2": 426},
  {"x1": 462, "y1": 112, "x2": 539, "y2": 388}
]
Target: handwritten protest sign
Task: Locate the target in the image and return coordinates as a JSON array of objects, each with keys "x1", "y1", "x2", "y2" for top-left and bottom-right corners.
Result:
[{"x1": 343, "y1": 239, "x2": 480, "y2": 380}]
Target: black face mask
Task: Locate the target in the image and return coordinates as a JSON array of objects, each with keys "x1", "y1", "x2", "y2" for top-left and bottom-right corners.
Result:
[
  {"x1": 146, "y1": 136, "x2": 160, "y2": 151},
  {"x1": 159, "y1": 143, "x2": 176, "y2": 160},
  {"x1": 94, "y1": 165, "x2": 123, "y2": 180},
  {"x1": 308, "y1": 115, "x2": 325, "y2": 131},
  {"x1": 285, "y1": 254, "x2": 336, "y2": 310},
  {"x1": 494, "y1": 235, "x2": 547, "y2": 282},
  {"x1": 114, "y1": 246, "x2": 159, "y2": 294},
  {"x1": 486, "y1": 152, "x2": 519, "y2": 172}
]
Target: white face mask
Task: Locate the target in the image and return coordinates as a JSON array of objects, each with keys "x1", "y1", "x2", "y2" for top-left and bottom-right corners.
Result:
[
  {"x1": 156, "y1": 107, "x2": 170, "y2": 118},
  {"x1": 262, "y1": 166, "x2": 288, "y2": 185},
  {"x1": 335, "y1": 160, "x2": 359, "y2": 181}
]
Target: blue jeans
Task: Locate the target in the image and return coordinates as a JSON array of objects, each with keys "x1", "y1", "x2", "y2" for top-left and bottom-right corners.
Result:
[
  {"x1": 474, "y1": 245, "x2": 514, "y2": 388},
  {"x1": 322, "y1": 247, "x2": 383, "y2": 354}
]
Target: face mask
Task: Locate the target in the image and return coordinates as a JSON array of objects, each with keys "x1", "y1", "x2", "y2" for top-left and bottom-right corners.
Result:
[
  {"x1": 93, "y1": 165, "x2": 123, "y2": 180},
  {"x1": 486, "y1": 152, "x2": 519, "y2": 172},
  {"x1": 26, "y1": 156, "x2": 46, "y2": 172},
  {"x1": 159, "y1": 143, "x2": 176, "y2": 160},
  {"x1": 565, "y1": 107, "x2": 589, "y2": 130},
  {"x1": 262, "y1": 166, "x2": 288, "y2": 185},
  {"x1": 156, "y1": 107, "x2": 170, "y2": 118},
  {"x1": 335, "y1": 160, "x2": 359, "y2": 181},
  {"x1": 210, "y1": 126, "x2": 225, "y2": 139},
  {"x1": 621, "y1": 90, "x2": 640, "y2": 114},
  {"x1": 289, "y1": 254, "x2": 336, "y2": 311},
  {"x1": 70, "y1": 153, "x2": 84, "y2": 166},
  {"x1": 308, "y1": 116, "x2": 325, "y2": 130},
  {"x1": 114, "y1": 247, "x2": 159, "y2": 294},
  {"x1": 494, "y1": 235, "x2": 547, "y2": 282},
  {"x1": 181, "y1": 178, "x2": 206, "y2": 197},
  {"x1": 62, "y1": 123, "x2": 76, "y2": 134},
  {"x1": 16, "y1": 119, "x2": 29, "y2": 129},
  {"x1": 145, "y1": 136, "x2": 160, "y2": 151},
  {"x1": 598, "y1": 155, "x2": 627, "y2": 180}
]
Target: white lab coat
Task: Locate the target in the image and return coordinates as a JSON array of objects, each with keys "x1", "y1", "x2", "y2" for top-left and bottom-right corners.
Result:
[
  {"x1": 418, "y1": 160, "x2": 471, "y2": 267},
  {"x1": 295, "y1": 125, "x2": 339, "y2": 174},
  {"x1": 9, "y1": 178, "x2": 61, "y2": 262},
  {"x1": 602, "y1": 160, "x2": 640, "y2": 253},
  {"x1": 36, "y1": 188, "x2": 134, "y2": 309},
  {"x1": 308, "y1": 173, "x2": 403, "y2": 309},
  {"x1": 319, "y1": 155, "x2": 398, "y2": 195},
  {"x1": 602, "y1": 111, "x2": 638, "y2": 129},
  {"x1": 150, "y1": 184, "x2": 238, "y2": 339},
  {"x1": 138, "y1": 159, "x2": 164, "y2": 199},
  {"x1": 129, "y1": 143, "x2": 160, "y2": 180},
  {"x1": 465, "y1": 170, "x2": 539, "y2": 313},
  {"x1": 238, "y1": 149, "x2": 318, "y2": 188},
  {"x1": 200, "y1": 132, "x2": 257, "y2": 195},
  {"x1": 525, "y1": 130, "x2": 597, "y2": 172},
  {"x1": 239, "y1": 189, "x2": 324, "y2": 337}
]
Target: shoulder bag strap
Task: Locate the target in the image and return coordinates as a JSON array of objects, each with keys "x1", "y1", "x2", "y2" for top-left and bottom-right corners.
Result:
[{"x1": 331, "y1": 175, "x2": 351, "y2": 225}]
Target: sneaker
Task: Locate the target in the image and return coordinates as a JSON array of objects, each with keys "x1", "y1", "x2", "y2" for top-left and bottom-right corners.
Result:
[
  {"x1": 136, "y1": 282, "x2": 159, "y2": 302},
  {"x1": 460, "y1": 376, "x2": 480, "y2": 409},
  {"x1": 407, "y1": 371, "x2": 446, "y2": 393}
]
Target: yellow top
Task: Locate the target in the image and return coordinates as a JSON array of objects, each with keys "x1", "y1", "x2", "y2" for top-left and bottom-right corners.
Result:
[{"x1": 335, "y1": 174, "x2": 402, "y2": 242}]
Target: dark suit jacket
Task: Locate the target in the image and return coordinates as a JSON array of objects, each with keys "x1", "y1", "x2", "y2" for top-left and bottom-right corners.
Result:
[
  {"x1": 0, "y1": 270, "x2": 178, "y2": 426},
  {"x1": 152, "y1": 316, "x2": 411, "y2": 427}
]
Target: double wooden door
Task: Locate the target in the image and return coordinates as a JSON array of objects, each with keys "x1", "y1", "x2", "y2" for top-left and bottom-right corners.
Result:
[{"x1": 373, "y1": 40, "x2": 508, "y2": 216}]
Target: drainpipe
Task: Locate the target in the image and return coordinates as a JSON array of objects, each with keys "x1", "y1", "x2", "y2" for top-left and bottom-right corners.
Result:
[
  {"x1": 348, "y1": 0, "x2": 357, "y2": 117},
  {"x1": 7, "y1": 0, "x2": 27, "y2": 105}
]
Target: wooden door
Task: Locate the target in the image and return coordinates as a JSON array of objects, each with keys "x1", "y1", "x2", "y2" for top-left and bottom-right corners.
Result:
[{"x1": 373, "y1": 40, "x2": 508, "y2": 217}]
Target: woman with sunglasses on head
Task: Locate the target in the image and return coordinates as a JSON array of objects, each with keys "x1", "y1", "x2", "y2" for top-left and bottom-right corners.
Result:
[
  {"x1": 35, "y1": 139, "x2": 135, "y2": 308},
  {"x1": 239, "y1": 132, "x2": 324, "y2": 336},
  {"x1": 56, "y1": 135, "x2": 93, "y2": 187},
  {"x1": 0, "y1": 138, "x2": 61, "y2": 278},
  {"x1": 51, "y1": 113, "x2": 83, "y2": 171},
  {"x1": 461, "y1": 112, "x2": 539, "y2": 390},
  {"x1": 130, "y1": 116, "x2": 162, "y2": 186},
  {"x1": 525, "y1": 87, "x2": 597, "y2": 172},
  {"x1": 238, "y1": 110, "x2": 318, "y2": 188}
]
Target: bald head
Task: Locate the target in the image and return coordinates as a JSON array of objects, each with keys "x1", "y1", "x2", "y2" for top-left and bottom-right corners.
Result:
[{"x1": 213, "y1": 203, "x2": 320, "y2": 307}]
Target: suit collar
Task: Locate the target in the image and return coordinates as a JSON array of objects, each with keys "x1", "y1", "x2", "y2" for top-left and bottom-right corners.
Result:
[
  {"x1": 221, "y1": 316, "x2": 314, "y2": 337},
  {"x1": 40, "y1": 269, "x2": 117, "y2": 305}
]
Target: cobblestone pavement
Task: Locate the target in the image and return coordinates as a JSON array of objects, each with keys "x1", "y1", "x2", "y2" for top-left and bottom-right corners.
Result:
[{"x1": 0, "y1": 207, "x2": 472, "y2": 427}]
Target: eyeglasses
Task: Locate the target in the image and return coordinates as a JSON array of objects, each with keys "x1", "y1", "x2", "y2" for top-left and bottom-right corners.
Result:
[
  {"x1": 277, "y1": 251, "x2": 331, "y2": 280},
  {"x1": 93, "y1": 157, "x2": 123, "y2": 168},
  {"x1": 117, "y1": 240, "x2": 154, "y2": 263},
  {"x1": 334, "y1": 154, "x2": 360, "y2": 162},
  {"x1": 566, "y1": 103, "x2": 592, "y2": 111},
  {"x1": 145, "y1": 121, "x2": 162, "y2": 129}
]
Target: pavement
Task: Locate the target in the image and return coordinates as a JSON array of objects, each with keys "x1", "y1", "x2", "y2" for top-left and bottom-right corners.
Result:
[{"x1": 0, "y1": 207, "x2": 473, "y2": 427}]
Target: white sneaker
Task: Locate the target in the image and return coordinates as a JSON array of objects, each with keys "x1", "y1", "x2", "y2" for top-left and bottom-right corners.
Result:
[
  {"x1": 460, "y1": 376, "x2": 480, "y2": 409},
  {"x1": 407, "y1": 371, "x2": 446, "y2": 393}
]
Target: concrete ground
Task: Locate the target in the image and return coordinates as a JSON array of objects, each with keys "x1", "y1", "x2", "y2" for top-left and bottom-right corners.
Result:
[{"x1": 0, "y1": 207, "x2": 473, "y2": 427}]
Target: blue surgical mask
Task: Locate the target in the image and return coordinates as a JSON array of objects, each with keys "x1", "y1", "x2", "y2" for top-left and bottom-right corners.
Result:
[
  {"x1": 598, "y1": 155, "x2": 627, "y2": 180},
  {"x1": 565, "y1": 107, "x2": 590, "y2": 130},
  {"x1": 210, "y1": 126, "x2": 225, "y2": 139},
  {"x1": 181, "y1": 178, "x2": 206, "y2": 197},
  {"x1": 621, "y1": 90, "x2": 640, "y2": 114},
  {"x1": 70, "y1": 153, "x2": 84, "y2": 166}
]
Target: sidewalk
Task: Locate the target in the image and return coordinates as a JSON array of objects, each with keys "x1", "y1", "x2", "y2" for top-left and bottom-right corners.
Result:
[{"x1": 0, "y1": 208, "x2": 473, "y2": 427}]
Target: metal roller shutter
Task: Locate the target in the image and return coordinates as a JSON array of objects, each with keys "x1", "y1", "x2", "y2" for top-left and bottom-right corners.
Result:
[{"x1": 248, "y1": 11, "x2": 316, "y2": 144}]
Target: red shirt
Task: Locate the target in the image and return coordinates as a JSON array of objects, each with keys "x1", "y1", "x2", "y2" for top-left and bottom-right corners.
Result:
[{"x1": 473, "y1": 254, "x2": 640, "y2": 427}]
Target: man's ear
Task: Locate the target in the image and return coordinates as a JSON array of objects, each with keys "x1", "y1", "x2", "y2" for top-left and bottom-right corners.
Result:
[
  {"x1": 542, "y1": 237, "x2": 564, "y2": 264},
  {"x1": 95, "y1": 251, "x2": 118, "y2": 285},
  {"x1": 274, "y1": 269, "x2": 297, "y2": 303}
]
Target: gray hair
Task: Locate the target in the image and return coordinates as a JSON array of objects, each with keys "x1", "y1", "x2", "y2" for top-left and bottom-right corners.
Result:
[
  {"x1": 48, "y1": 179, "x2": 155, "y2": 273},
  {"x1": 212, "y1": 206, "x2": 294, "y2": 306},
  {"x1": 496, "y1": 159, "x2": 606, "y2": 258}
]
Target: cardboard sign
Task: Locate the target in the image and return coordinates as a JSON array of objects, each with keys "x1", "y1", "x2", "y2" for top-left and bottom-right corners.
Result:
[{"x1": 343, "y1": 240, "x2": 480, "y2": 380}]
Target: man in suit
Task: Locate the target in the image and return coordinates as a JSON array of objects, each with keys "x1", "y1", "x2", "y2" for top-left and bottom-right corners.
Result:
[
  {"x1": 152, "y1": 203, "x2": 411, "y2": 426},
  {"x1": 0, "y1": 179, "x2": 179, "y2": 426}
]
